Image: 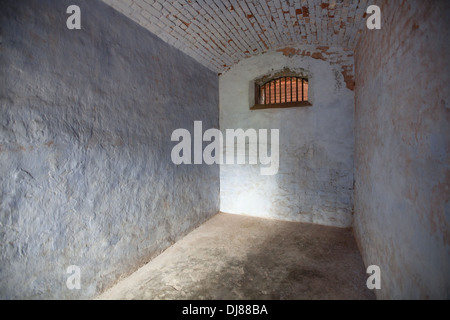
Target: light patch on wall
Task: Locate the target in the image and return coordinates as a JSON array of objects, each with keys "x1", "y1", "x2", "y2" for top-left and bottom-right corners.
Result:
[{"x1": 220, "y1": 48, "x2": 355, "y2": 227}]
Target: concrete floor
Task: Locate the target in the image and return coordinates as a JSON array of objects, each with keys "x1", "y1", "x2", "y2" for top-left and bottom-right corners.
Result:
[{"x1": 97, "y1": 213, "x2": 375, "y2": 300}]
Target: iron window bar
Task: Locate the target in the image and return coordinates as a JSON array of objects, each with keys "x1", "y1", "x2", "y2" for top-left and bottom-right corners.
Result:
[{"x1": 252, "y1": 76, "x2": 311, "y2": 110}]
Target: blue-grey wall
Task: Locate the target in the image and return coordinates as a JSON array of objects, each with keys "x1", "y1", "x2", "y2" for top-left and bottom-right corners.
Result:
[{"x1": 0, "y1": 0, "x2": 219, "y2": 299}]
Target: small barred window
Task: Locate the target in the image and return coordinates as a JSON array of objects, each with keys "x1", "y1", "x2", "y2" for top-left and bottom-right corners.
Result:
[{"x1": 251, "y1": 73, "x2": 312, "y2": 110}]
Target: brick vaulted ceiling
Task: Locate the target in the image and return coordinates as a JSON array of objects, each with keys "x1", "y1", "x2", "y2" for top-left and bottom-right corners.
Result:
[{"x1": 102, "y1": 0, "x2": 369, "y2": 73}]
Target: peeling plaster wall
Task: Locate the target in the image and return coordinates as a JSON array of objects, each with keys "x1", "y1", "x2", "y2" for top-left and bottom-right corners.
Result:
[
  {"x1": 354, "y1": 0, "x2": 450, "y2": 299},
  {"x1": 0, "y1": 0, "x2": 219, "y2": 299},
  {"x1": 220, "y1": 47, "x2": 355, "y2": 227}
]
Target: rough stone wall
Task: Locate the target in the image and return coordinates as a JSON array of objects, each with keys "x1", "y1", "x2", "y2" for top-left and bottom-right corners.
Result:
[
  {"x1": 0, "y1": 0, "x2": 219, "y2": 299},
  {"x1": 220, "y1": 47, "x2": 355, "y2": 228},
  {"x1": 354, "y1": 0, "x2": 450, "y2": 299}
]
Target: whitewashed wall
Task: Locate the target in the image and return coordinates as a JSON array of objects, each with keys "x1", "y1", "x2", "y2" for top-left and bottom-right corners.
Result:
[
  {"x1": 220, "y1": 48, "x2": 355, "y2": 227},
  {"x1": 0, "y1": 0, "x2": 219, "y2": 299}
]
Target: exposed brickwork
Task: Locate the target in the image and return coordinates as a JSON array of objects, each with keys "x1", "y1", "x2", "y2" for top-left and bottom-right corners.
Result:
[
  {"x1": 276, "y1": 46, "x2": 355, "y2": 90},
  {"x1": 101, "y1": 0, "x2": 367, "y2": 73}
]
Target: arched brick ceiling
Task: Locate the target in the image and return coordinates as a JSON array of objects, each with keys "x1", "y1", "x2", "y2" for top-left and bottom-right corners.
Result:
[{"x1": 102, "y1": 0, "x2": 368, "y2": 73}]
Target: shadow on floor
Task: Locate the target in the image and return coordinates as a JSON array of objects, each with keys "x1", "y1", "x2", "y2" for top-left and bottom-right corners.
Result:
[{"x1": 98, "y1": 213, "x2": 376, "y2": 300}]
